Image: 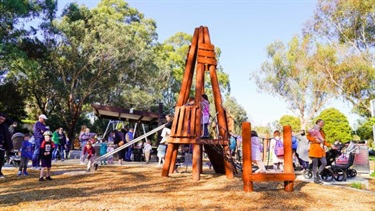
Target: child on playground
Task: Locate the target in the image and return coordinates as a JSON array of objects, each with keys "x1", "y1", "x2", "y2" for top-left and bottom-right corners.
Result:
[
  {"x1": 200, "y1": 94, "x2": 210, "y2": 138},
  {"x1": 157, "y1": 143, "x2": 166, "y2": 167},
  {"x1": 84, "y1": 141, "x2": 98, "y2": 172},
  {"x1": 39, "y1": 131, "x2": 55, "y2": 181},
  {"x1": 143, "y1": 140, "x2": 152, "y2": 164},
  {"x1": 99, "y1": 140, "x2": 108, "y2": 165},
  {"x1": 308, "y1": 124, "x2": 324, "y2": 149},
  {"x1": 106, "y1": 141, "x2": 115, "y2": 164},
  {"x1": 18, "y1": 133, "x2": 33, "y2": 176},
  {"x1": 251, "y1": 130, "x2": 266, "y2": 173}
]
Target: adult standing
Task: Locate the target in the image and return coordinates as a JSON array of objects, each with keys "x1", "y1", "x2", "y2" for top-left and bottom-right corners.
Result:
[
  {"x1": 32, "y1": 114, "x2": 48, "y2": 169},
  {"x1": 160, "y1": 114, "x2": 173, "y2": 144},
  {"x1": 57, "y1": 127, "x2": 67, "y2": 161},
  {"x1": 307, "y1": 119, "x2": 331, "y2": 184},
  {"x1": 295, "y1": 130, "x2": 309, "y2": 170},
  {"x1": 125, "y1": 128, "x2": 134, "y2": 161},
  {"x1": 0, "y1": 113, "x2": 13, "y2": 178},
  {"x1": 52, "y1": 128, "x2": 60, "y2": 161},
  {"x1": 78, "y1": 125, "x2": 87, "y2": 164},
  {"x1": 112, "y1": 129, "x2": 125, "y2": 165}
]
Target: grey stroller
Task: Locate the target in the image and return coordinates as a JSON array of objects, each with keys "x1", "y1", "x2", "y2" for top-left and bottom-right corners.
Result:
[{"x1": 8, "y1": 133, "x2": 24, "y2": 167}]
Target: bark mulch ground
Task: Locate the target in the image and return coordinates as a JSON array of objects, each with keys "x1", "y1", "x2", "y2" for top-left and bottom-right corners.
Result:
[{"x1": 0, "y1": 161, "x2": 374, "y2": 211}]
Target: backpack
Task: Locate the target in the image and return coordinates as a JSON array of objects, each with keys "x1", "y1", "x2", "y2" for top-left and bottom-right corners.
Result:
[
  {"x1": 229, "y1": 136, "x2": 237, "y2": 151},
  {"x1": 274, "y1": 138, "x2": 284, "y2": 156},
  {"x1": 292, "y1": 136, "x2": 298, "y2": 150}
]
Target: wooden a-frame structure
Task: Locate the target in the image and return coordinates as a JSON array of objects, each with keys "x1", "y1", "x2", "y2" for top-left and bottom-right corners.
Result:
[{"x1": 161, "y1": 26, "x2": 234, "y2": 181}]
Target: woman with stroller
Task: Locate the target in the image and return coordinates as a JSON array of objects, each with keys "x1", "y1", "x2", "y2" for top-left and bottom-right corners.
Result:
[{"x1": 307, "y1": 119, "x2": 332, "y2": 184}]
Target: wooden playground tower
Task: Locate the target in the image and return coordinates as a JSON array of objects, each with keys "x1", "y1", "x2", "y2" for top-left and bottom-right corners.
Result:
[{"x1": 161, "y1": 26, "x2": 234, "y2": 181}]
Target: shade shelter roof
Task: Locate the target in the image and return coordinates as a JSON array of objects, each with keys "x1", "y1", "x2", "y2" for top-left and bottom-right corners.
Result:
[{"x1": 91, "y1": 103, "x2": 160, "y2": 124}]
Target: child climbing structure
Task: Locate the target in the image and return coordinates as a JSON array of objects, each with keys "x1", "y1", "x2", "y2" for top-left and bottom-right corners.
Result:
[{"x1": 161, "y1": 26, "x2": 234, "y2": 181}]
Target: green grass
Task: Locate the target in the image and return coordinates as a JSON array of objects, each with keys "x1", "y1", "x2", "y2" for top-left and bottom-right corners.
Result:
[
  {"x1": 370, "y1": 171, "x2": 375, "y2": 178},
  {"x1": 351, "y1": 182, "x2": 364, "y2": 189},
  {"x1": 370, "y1": 155, "x2": 375, "y2": 161}
]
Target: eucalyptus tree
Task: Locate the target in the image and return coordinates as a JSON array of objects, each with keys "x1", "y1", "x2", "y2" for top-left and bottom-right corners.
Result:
[
  {"x1": 252, "y1": 35, "x2": 334, "y2": 130},
  {"x1": 305, "y1": 0, "x2": 375, "y2": 117},
  {"x1": 0, "y1": 0, "x2": 56, "y2": 68},
  {"x1": 0, "y1": 0, "x2": 58, "y2": 120},
  {"x1": 50, "y1": 0, "x2": 162, "y2": 139}
]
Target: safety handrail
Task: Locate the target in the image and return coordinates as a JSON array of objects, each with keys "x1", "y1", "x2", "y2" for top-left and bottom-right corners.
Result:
[{"x1": 94, "y1": 124, "x2": 166, "y2": 162}]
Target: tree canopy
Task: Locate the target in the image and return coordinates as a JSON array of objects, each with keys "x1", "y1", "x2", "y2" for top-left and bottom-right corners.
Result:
[
  {"x1": 279, "y1": 115, "x2": 301, "y2": 132},
  {"x1": 314, "y1": 107, "x2": 352, "y2": 143},
  {"x1": 305, "y1": 0, "x2": 375, "y2": 117},
  {"x1": 0, "y1": 0, "x2": 242, "y2": 143},
  {"x1": 252, "y1": 35, "x2": 334, "y2": 130}
]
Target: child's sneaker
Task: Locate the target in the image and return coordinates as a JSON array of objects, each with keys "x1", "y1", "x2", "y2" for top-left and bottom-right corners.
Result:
[
  {"x1": 86, "y1": 168, "x2": 90, "y2": 172},
  {"x1": 17, "y1": 171, "x2": 22, "y2": 176},
  {"x1": 45, "y1": 176, "x2": 53, "y2": 180},
  {"x1": 23, "y1": 171, "x2": 29, "y2": 176},
  {"x1": 39, "y1": 177, "x2": 45, "y2": 182}
]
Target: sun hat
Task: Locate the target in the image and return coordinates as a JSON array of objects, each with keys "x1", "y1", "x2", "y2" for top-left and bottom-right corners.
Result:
[{"x1": 39, "y1": 114, "x2": 48, "y2": 119}]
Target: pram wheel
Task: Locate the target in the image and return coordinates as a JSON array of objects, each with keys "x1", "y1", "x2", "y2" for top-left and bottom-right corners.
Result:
[
  {"x1": 333, "y1": 168, "x2": 346, "y2": 181},
  {"x1": 303, "y1": 170, "x2": 312, "y2": 179},
  {"x1": 320, "y1": 169, "x2": 334, "y2": 182},
  {"x1": 348, "y1": 169, "x2": 357, "y2": 178}
]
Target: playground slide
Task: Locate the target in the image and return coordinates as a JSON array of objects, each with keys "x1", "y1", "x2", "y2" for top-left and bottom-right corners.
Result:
[{"x1": 94, "y1": 124, "x2": 166, "y2": 162}]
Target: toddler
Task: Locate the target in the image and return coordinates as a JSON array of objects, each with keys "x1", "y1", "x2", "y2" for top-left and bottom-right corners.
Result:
[
  {"x1": 143, "y1": 140, "x2": 152, "y2": 164},
  {"x1": 18, "y1": 133, "x2": 33, "y2": 176},
  {"x1": 99, "y1": 140, "x2": 108, "y2": 165},
  {"x1": 84, "y1": 142, "x2": 98, "y2": 172},
  {"x1": 107, "y1": 141, "x2": 115, "y2": 164},
  {"x1": 308, "y1": 124, "x2": 324, "y2": 149}
]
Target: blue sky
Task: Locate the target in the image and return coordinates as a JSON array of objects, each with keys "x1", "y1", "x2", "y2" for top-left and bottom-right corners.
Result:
[{"x1": 58, "y1": 0, "x2": 359, "y2": 126}]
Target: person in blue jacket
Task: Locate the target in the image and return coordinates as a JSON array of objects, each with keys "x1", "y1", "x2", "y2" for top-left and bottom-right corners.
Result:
[{"x1": 18, "y1": 133, "x2": 33, "y2": 176}]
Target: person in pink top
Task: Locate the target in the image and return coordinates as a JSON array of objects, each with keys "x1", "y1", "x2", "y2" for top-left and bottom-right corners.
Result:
[
  {"x1": 200, "y1": 94, "x2": 210, "y2": 138},
  {"x1": 308, "y1": 124, "x2": 324, "y2": 149}
]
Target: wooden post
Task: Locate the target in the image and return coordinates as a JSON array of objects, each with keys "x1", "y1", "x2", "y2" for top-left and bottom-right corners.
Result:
[
  {"x1": 161, "y1": 143, "x2": 173, "y2": 177},
  {"x1": 263, "y1": 134, "x2": 269, "y2": 163},
  {"x1": 283, "y1": 125, "x2": 294, "y2": 192},
  {"x1": 169, "y1": 144, "x2": 179, "y2": 174},
  {"x1": 192, "y1": 144, "x2": 202, "y2": 181},
  {"x1": 176, "y1": 28, "x2": 199, "y2": 106},
  {"x1": 242, "y1": 122, "x2": 253, "y2": 192}
]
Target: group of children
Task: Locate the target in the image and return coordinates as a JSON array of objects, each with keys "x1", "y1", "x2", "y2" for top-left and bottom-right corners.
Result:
[
  {"x1": 84, "y1": 138, "x2": 154, "y2": 171},
  {"x1": 15, "y1": 131, "x2": 54, "y2": 181}
]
